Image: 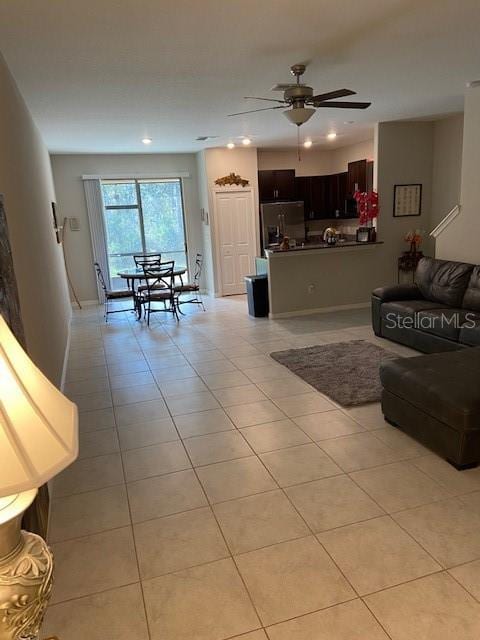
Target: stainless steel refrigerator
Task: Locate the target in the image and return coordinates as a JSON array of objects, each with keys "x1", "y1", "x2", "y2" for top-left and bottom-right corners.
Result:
[{"x1": 260, "y1": 201, "x2": 305, "y2": 249}]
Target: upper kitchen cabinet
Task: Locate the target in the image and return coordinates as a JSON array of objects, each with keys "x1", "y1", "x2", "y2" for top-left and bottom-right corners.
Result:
[
  {"x1": 295, "y1": 176, "x2": 312, "y2": 217},
  {"x1": 347, "y1": 159, "x2": 368, "y2": 195},
  {"x1": 258, "y1": 169, "x2": 296, "y2": 202}
]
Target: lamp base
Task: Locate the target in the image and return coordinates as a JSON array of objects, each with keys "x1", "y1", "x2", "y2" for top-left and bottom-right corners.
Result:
[{"x1": 0, "y1": 491, "x2": 53, "y2": 640}]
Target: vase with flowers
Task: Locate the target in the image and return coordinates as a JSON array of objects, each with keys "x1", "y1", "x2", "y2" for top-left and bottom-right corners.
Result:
[
  {"x1": 354, "y1": 190, "x2": 379, "y2": 242},
  {"x1": 404, "y1": 229, "x2": 423, "y2": 254}
]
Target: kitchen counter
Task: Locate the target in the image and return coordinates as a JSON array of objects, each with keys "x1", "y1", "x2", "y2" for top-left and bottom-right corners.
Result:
[
  {"x1": 264, "y1": 239, "x2": 385, "y2": 317},
  {"x1": 265, "y1": 240, "x2": 383, "y2": 255}
]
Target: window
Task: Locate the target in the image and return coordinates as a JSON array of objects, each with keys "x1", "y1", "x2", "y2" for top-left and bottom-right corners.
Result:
[{"x1": 101, "y1": 179, "x2": 187, "y2": 289}]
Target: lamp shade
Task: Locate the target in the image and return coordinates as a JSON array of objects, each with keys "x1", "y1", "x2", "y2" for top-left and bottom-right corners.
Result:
[
  {"x1": 0, "y1": 315, "x2": 78, "y2": 498},
  {"x1": 283, "y1": 107, "x2": 316, "y2": 126}
]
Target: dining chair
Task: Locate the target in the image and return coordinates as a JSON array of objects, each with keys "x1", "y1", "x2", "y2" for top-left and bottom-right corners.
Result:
[
  {"x1": 133, "y1": 253, "x2": 161, "y2": 267},
  {"x1": 94, "y1": 262, "x2": 133, "y2": 322},
  {"x1": 137, "y1": 261, "x2": 179, "y2": 325},
  {"x1": 174, "y1": 252, "x2": 205, "y2": 312}
]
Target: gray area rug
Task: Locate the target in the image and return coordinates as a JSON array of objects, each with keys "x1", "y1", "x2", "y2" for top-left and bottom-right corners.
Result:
[{"x1": 270, "y1": 340, "x2": 400, "y2": 407}]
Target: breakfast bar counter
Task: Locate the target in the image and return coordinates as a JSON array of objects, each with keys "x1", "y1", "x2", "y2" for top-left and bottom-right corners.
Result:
[{"x1": 265, "y1": 240, "x2": 385, "y2": 317}]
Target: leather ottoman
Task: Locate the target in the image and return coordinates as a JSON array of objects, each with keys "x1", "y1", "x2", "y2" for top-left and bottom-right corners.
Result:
[{"x1": 379, "y1": 347, "x2": 480, "y2": 469}]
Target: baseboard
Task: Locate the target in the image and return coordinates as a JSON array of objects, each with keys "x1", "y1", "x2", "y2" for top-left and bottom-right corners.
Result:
[
  {"x1": 269, "y1": 301, "x2": 370, "y2": 319},
  {"x1": 72, "y1": 299, "x2": 100, "y2": 308},
  {"x1": 60, "y1": 317, "x2": 71, "y2": 392}
]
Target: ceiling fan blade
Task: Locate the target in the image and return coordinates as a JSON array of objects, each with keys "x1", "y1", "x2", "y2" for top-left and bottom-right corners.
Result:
[
  {"x1": 310, "y1": 88, "x2": 356, "y2": 103},
  {"x1": 271, "y1": 83, "x2": 306, "y2": 91},
  {"x1": 227, "y1": 105, "x2": 285, "y2": 116},
  {"x1": 244, "y1": 96, "x2": 287, "y2": 104},
  {"x1": 315, "y1": 101, "x2": 371, "y2": 109}
]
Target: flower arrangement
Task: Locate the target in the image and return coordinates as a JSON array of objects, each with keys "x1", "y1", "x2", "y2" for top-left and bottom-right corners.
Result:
[
  {"x1": 353, "y1": 190, "x2": 379, "y2": 226},
  {"x1": 405, "y1": 229, "x2": 423, "y2": 253}
]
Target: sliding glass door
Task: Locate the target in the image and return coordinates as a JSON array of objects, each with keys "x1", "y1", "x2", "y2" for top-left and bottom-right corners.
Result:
[{"x1": 101, "y1": 178, "x2": 187, "y2": 289}]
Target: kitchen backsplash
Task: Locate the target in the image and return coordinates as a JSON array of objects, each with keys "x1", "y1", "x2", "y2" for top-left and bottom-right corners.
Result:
[{"x1": 306, "y1": 218, "x2": 360, "y2": 238}]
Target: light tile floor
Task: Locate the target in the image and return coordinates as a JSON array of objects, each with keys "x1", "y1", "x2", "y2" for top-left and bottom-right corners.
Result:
[{"x1": 43, "y1": 295, "x2": 480, "y2": 639}]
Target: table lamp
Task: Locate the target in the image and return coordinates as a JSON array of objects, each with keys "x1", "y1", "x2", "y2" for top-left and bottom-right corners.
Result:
[{"x1": 0, "y1": 315, "x2": 78, "y2": 639}]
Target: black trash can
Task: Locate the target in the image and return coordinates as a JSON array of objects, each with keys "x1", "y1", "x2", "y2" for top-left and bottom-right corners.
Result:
[{"x1": 245, "y1": 274, "x2": 269, "y2": 317}]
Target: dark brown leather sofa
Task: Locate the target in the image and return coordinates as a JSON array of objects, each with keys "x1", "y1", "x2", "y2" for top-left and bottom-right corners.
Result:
[
  {"x1": 372, "y1": 257, "x2": 480, "y2": 352},
  {"x1": 372, "y1": 257, "x2": 480, "y2": 468}
]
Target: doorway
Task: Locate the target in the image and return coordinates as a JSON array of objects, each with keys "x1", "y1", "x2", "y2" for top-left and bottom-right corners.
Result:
[{"x1": 213, "y1": 188, "x2": 256, "y2": 296}]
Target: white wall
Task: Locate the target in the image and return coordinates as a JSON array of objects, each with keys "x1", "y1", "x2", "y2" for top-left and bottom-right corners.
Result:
[
  {"x1": 257, "y1": 148, "x2": 331, "y2": 176},
  {"x1": 436, "y1": 87, "x2": 480, "y2": 263},
  {"x1": 202, "y1": 147, "x2": 260, "y2": 295},
  {"x1": 51, "y1": 153, "x2": 202, "y2": 302},
  {"x1": 257, "y1": 139, "x2": 374, "y2": 177},
  {"x1": 375, "y1": 120, "x2": 434, "y2": 272},
  {"x1": 431, "y1": 114, "x2": 463, "y2": 228},
  {"x1": 330, "y1": 139, "x2": 375, "y2": 174},
  {"x1": 0, "y1": 53, "x2": 71, "y2": 385}
]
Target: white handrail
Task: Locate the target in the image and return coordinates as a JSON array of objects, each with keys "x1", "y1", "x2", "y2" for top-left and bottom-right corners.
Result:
[{"x1": 429, "y1": 204, "x2": 461, "y2": 238}]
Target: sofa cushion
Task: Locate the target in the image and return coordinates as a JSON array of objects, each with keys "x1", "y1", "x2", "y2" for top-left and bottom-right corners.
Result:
[
  {"x1": 463, "y1": 266, "x2": 480, "y2": 312},
  {"x1": 459, "y1": 313, "x2": 480, "y2": 346},
  {"x1": 372, "y1": 284, "x2": 423, "y2": 303},
  {"x1": 380, "y1": 299, "x2": 444, "y2": 325},
  {"x1": 416, "y1": 308, "x2": 470, "y2": 341},
  {"x1": 380, "y1": 348, "x2": 480, "y2": 431},
  {"x1": 415, "y1": 257, "x2": 474, "y2": 307}
]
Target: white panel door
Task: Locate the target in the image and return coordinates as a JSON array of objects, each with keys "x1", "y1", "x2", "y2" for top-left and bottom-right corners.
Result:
[{"x1": 214, "y1": 189, "x2": 256, "y2": 296}]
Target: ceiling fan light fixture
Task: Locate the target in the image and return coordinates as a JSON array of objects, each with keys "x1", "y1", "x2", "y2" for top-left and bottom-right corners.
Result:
[{"x1": 283, "y1": 107, "x2": 316, "y2": 126}]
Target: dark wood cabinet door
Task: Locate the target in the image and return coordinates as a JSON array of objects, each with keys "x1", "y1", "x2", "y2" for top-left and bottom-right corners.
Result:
[
  {"x1": 311, "y1": 175, "x2": 330, "y2": 218},
  {"x1": 258, "y1": 170, "x2": 276, "y2": 202},
  {"x1": 347, "y1": 159, "x2": 367, "y2": 195},
  {"x1": 366, "y1": 161, "x2": 374, "y2": 193},
  {"x1": 274, "y1": 169, "x2": 296, "y2": 201},
  {"x1": 336, "y1": 172, "x2": 348, "y2": 215},
  {"x1": 295, "y1": 176, "x2": 313, "y2": 219},
  {"x1": 258, "y1": 169, "x2": 296, "y2": 202}
]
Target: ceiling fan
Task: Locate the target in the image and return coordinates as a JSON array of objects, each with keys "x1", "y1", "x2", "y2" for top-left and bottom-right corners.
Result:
[{"x1": 228, "y1": 64, "x2": 371, "y2": 127}]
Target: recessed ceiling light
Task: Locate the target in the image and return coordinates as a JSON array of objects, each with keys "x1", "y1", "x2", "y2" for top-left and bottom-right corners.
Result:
[
  {"x1": 326, "y1": 132, "x2": 337, "y2": 140},
  {"x1": 142, "y1": 137, "x2": 152, "y2": 145},
  {"x1": 303, "y1": 139, "x2": 313, "y2": 148},
  {"x1": 242, "y1": 137, "x2": 251, "y2": 146},
  {"x1": 227, "y1": 142, "x2": 235, "y2": 149}
]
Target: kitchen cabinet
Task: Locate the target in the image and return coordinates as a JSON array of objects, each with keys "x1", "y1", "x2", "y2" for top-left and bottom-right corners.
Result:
[
  {"x1": 347, "y1": 159, "x2": 367, "y2": 195},
  {"x1": 296, "y1": 173, "x2": 349, "y2": 219},
  {"x1": 258, "y1": 169, "x2": 296, "y2": 202},
  {"x1": 310, "y1": 175, "x2": 329, "y2": 218},
  {"x1": 366, "y1": 160, "x2": 374, "y2": 193},
  {"x1": 295, "y1": 176, "x2": 313, "y2": 218}
]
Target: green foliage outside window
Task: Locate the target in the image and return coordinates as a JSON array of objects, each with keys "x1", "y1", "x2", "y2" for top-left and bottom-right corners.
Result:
[{"x1": 101, "y1": 180, "x2": 187, "y2": 287}]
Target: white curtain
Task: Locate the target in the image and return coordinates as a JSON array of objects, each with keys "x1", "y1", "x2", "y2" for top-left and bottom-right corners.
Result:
[{"x1": 83, "y1": 179, "x2": 109, "y2": 300}]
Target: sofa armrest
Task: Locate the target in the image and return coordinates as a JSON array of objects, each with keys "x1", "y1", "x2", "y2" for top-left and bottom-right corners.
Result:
[{"x1": 372, "y1": 284, "x2": 423, "y2": 303}]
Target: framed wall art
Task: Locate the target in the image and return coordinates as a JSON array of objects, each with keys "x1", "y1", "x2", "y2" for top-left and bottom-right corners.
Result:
[{"x1": 393, "y1": 184, "x2": 422, "y2": 217}]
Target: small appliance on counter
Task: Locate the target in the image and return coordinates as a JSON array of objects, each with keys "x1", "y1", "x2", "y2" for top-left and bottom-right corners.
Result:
[
  {"x1": 323, "y1": 227, "x2": 338, "y2": 246},
  {"x1": 356, "y1": 226, "x2": 377, "y2": 242}
]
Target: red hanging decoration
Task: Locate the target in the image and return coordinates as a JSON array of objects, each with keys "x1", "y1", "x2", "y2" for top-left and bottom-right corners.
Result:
[{"x1": 354, "y1": 190, "x2": 379, "y2": 225}]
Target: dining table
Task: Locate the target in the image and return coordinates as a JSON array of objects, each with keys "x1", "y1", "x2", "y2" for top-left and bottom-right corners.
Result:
[
  {"x1": 117, "y1": 266, "x2": 187, "y2": 320},
  {"x1": 117, "y1": 266, "x2": 187, "y2": 297}
]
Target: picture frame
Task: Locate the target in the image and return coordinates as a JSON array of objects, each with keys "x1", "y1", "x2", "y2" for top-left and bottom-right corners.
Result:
[{"x1": 393, "y1": 184, "x2": 422, "y2": 217}]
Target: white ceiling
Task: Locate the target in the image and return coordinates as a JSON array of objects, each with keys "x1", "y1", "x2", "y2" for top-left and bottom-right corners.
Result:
[{"x1": 0, "y1": 0, "x2": 478, "y2": 154}]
